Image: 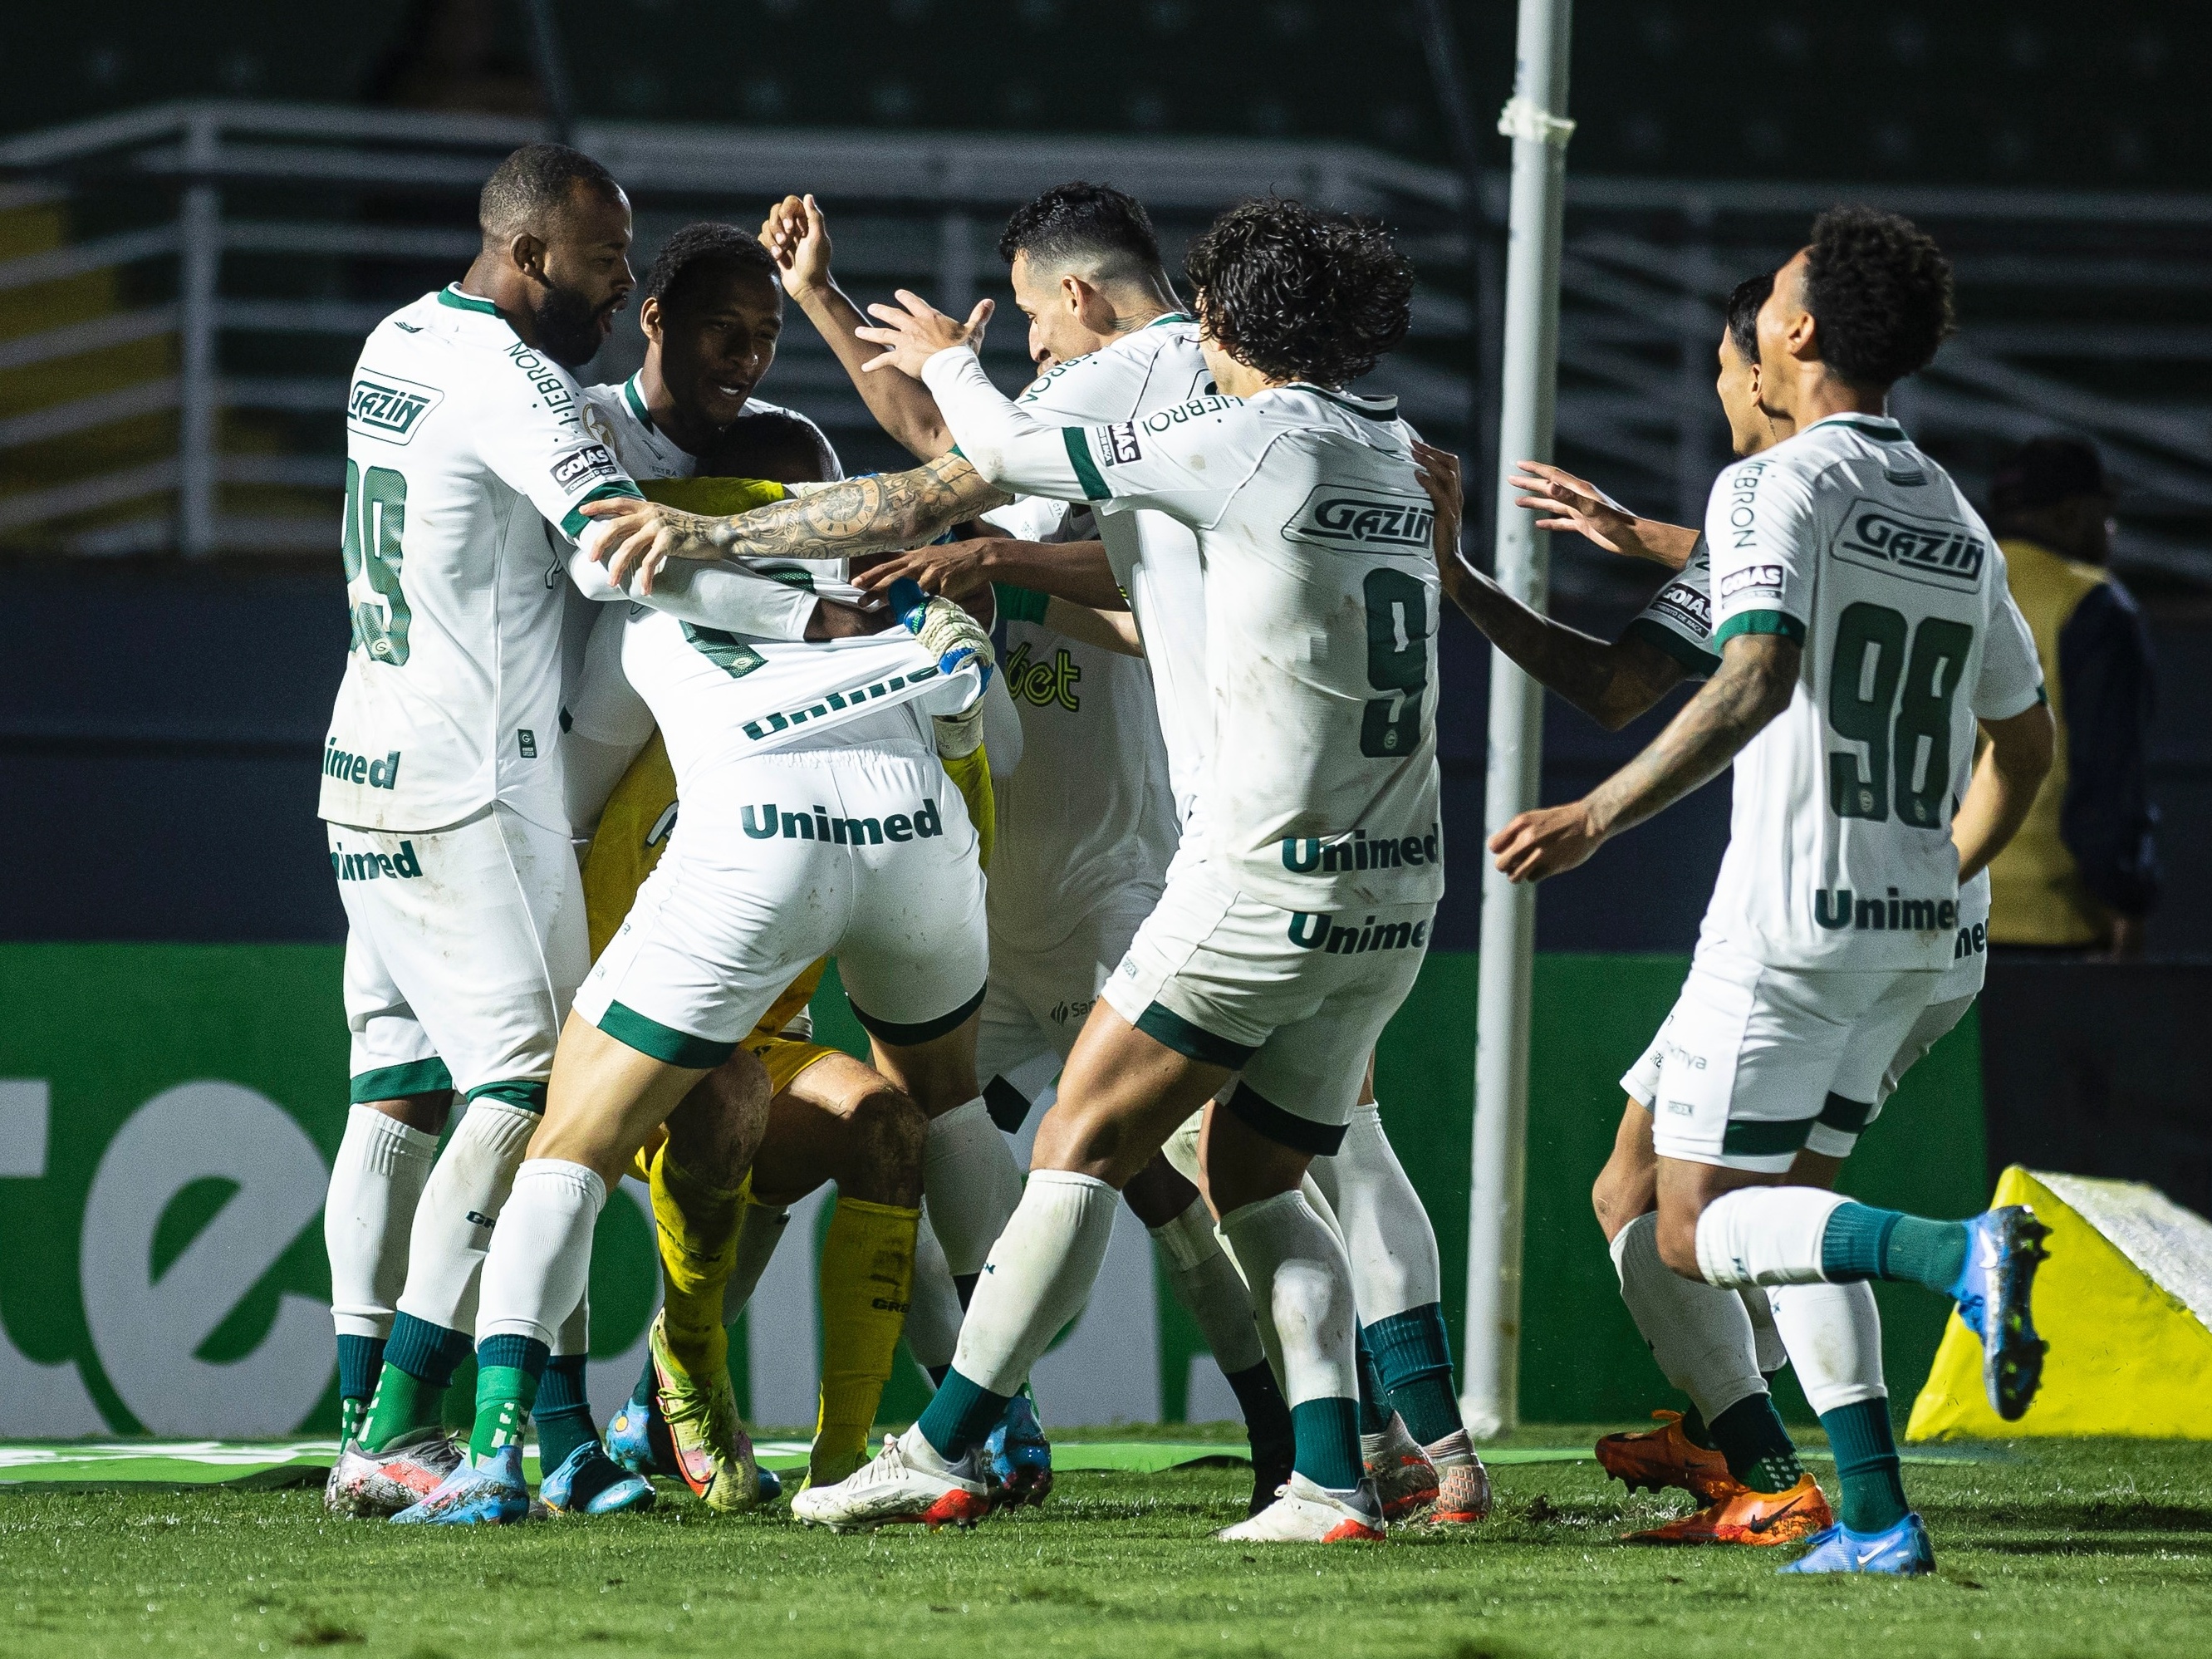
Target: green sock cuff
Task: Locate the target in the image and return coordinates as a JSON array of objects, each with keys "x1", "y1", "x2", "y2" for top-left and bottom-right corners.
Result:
[
  {"x1": 1290, "y1": 1396, "x2": 1365, "y2": 1492},
  {"x1": 1819, "y1": 1201, "x2": 1900, "y2": 1282},
  {"x1": 1820, "y1": 1396, "x2": 1908, "y2": 1533},
  {"x1": 358, "y1": 1365, "x2": 432, "y2": 1454},
  {"x1": 1705, "y1": 1391, "x2": 1802, "y2": 1495},
  {"x1": 915, "y1": 1368, "x2": 1008, "y2": 1462},
  {"x1": 1885, "y1": 1216, "x2": 1970, "y2": 1297},
  {"x1": 469, "y1": 1364, "x2": 542, "y2": 1463},
  {"x1": 1365, "y1": 1304, "x2": 1462, "y2": 1446}
]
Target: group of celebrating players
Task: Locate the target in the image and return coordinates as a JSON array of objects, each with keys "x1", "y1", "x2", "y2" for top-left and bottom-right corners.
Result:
[{"x1": 314, "y1": 138, "x2": 2054, "y2": 1571}]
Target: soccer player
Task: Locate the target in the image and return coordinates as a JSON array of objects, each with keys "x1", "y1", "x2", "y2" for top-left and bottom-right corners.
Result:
[
  {"x1": 320, "y1": 148, "x2": 853, "y2": 1519},
  {"x1": 1486, "y1": 209, "x2": 2056, "y2": 1574},
  {"x1": 779, "y1": 196, "x2": 1438, "y2": 1543}
]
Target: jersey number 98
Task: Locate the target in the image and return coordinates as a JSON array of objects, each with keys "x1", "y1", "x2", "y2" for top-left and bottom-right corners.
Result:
[
  {"x1": 342, "y1": 460, "x2": 411, "y2": 665},
  {"x1": 1827, "y1": 601, "x2": 1974, "y2": 828},
  {"x1": 1360, "y1": 567, "x2": 1432, "y2": 758}
]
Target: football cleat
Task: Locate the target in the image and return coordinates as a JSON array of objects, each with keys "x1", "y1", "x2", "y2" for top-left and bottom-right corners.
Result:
[
  {"x1": 1778, "y1": 1512, "x2": 1936, "y2": 1576},
  {"x1": 650, "y1": 1312, "x2": 763, "y2": 1513},
  {"x1": 1625, "y1": 1473, "x2": 1833, "y2": 1546},
  {"x1": 324, "y1": 1428, "x2": 463, "y2": 1519},
  {"x1": 790, "y1": 1429, "x2": 990, "y2": 1534},
  {"x1": 1950, "y1": 1205, "x2": 2051, "y2": 1421},
  {"x1": 539, "y1": 1441, "x2": 655, "y2": 1516},
  {"x1": 1426, "y1": 1444, "x2": 1494, "y2": 1525},
  {"x1": 1596, "y1": 1410, "x2": 1738, "y2": 1504},
  {"x1": 1217, "y1": 1473, "x2": 1386, "y2": 1544},
  {"x1": 389, "y1": 1443, "x2": 532, "y2": 1526},
  {"x1": 983, "y1": 1394, "x2": 1054, "y2": 1509},
  {"x1": 602, "y1": 1381, "x2": 676, "y2": 1480},
  {"x1": 1361, "y1": 1412, "x2": 1439, "y2": 1521}
]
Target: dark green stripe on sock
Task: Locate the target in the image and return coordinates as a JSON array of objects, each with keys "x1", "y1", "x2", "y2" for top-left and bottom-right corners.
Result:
[
  {"x1": 1291, "y1": 1396, "x2": 1365, "y2": 1492},
  {"x1": 1366, "y1": 1303, "x2": 1462, "y2": 1447},
  {"x1": 534, "y1": 1354, "x2": 596, "y2": 1473},
  {"x1": 1821, "y1": 1396, "x2": 1909, "y2": 1533},
  {"x1": 916, "y1": 1367, "x2": 1008, "y2": 1461}
]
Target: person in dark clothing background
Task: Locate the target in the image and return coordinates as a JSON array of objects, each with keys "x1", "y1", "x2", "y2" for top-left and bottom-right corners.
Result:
[{"x1": 1984, "y1": 435, "x2": 2160, "y2": 956}]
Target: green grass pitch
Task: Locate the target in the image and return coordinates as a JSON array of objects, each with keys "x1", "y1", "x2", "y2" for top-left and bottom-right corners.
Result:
[{"x1": 4, "y1": 1428, "x2": 2210, "y2": 1658}]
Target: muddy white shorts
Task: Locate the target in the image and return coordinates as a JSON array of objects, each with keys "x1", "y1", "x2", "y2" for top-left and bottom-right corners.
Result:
[
  {"x1": 330, "y1": 803, "x2": 586, "y2": 1107},
  {"x1": 575, "y1": 735, "x2": 988, "y2": 1066},
  {"x1": 1101, "y1": 860, "x2": 1430, "y2": 1155}
]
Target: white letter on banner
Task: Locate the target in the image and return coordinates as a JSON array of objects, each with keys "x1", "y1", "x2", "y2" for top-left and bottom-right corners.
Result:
[
  {"x1": 0, "y1": 1080, "x2": 110, "y2": 1436},
  {"x1": 81, "y1": 1082, "x2": 331, "y2": 1436}
]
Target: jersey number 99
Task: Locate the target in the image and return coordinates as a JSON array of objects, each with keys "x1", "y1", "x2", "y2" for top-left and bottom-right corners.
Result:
[
  {"x1": 342, "y1": 460, "x2": 411, "y2": 665},
  {"x1": 1827, "y1": 601, "x2": 1973, "y2": 828},
  {"x1": 1360, "y1": 567, "x2": 1432, "y2": 758}
]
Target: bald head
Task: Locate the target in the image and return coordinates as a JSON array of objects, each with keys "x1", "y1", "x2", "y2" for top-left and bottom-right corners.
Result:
[{"x1": 479, "y1": 143, "x2": 625, "y2": 247}]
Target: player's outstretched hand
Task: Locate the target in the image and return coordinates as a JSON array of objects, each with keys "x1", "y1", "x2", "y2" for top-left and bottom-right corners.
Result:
[
  {"x1": 1412, "y1": 440, "x2": 1471, "y2": 590},
  {"x1": 854, "y1": 289, "x2": 993, "y2": 379},
  {"x1": 579, "y1": 495, "x2": 727, "y2": 594},
  {"x1": 850, "y1": 536, "x2": 995, "y2": 601},
  {"x1": 1489, "y1": 799, "x2": 1606, "y2": 884},
  {"x1": 759, "y1": 193, "x2": 831, "y2": 300},
  {"x1": 1508, "y1": 460, "x2": 1697, "y2": 570}
]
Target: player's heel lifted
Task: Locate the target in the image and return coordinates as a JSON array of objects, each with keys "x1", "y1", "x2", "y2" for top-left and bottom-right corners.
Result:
[{"x1": 1950, "y1": 1205, "x2": 2052, "y2": 1421}]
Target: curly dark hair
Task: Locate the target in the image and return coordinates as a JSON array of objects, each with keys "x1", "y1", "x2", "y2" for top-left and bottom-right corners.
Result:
[
  {"x1": 1725, "y1": 272, "x2": 1772, "y2": 361},
  {"x1": 1800, "y1": 206, "x2": 1955, "y2": 389},
  {"x1": 1182, "y1": 198, "x2": 1412, "y2": 387},
  {"x1": 997, "y1": 182, "x2": 1165, "y2": 288},
  {"x1": 644, "y1": 221, "x2": 775, "y2": 312}
]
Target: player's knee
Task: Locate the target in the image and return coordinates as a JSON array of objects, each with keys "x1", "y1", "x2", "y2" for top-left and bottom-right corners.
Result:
[
  {"x1": 1654, "y1": 1206, "x2": 1705, "y2": 1279},
  {"x1": 1591, "y1": 1156, "x2": 1653, "y2": 1244},
  {"x1": 843, "y1": 1081, "x2": 927, "y2": 1207}
]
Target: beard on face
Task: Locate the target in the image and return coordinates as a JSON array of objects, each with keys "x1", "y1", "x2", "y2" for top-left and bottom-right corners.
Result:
[{"x1": 533, "y1": 282, "x2": 614, "y2": 370}]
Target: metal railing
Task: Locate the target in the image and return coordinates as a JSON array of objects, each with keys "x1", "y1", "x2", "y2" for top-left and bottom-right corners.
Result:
[{"x1": 2, "y1": 101, "x2": 2208, "y2": 585}]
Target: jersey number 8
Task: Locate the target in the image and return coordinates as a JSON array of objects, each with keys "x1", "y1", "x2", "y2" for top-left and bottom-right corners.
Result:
[
  {"x1": 1827, "y1": 601, "x2": 1974, "y2": 828},
  {"x1": 1360, "y1": 567, "x2": 1432, "y2": 758},
  {"x1": 342, "y1": 460, "x2": 411, "y2": 666}
]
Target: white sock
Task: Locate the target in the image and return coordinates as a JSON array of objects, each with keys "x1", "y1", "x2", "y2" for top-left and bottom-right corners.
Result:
[
  {"x1": 553, "y1": 1288, "x2": 590, "y2": 1357},
  {"x1": 1694, "y1": 1187, "x2": 1852, "y2": 1289},
  {"x1": 1218, "y1": 1190, "x2": 1360, "y2": 1415},
  {"x1": 1768, "y1": 1282, "x2": 1887, "y2": 1413},
  {"x1": 922, "y1": 1097, "x2": 1027, "y2": 1278},
  {"x1": 903, "y1": 1215, "x2": 964, "y2": 1372},
  {"x1": 1160, "y1": 1109, "x2": 1204, "y2": 1189},
  {"x1": 719, "y1": 1200, "x2": 791, "y2": 1323},
  {"x1": 324, "y1": 1106, "x2": 437, "y2": 1342},
  {"x1": 947, "y1": 1171, "x2": 1118, "y2": 1396},
  {"x1": 1312, "y1": 1102, "x2": 1442, "y2": 1320},
  {"x1": 478, "y1": 1160, "x2": 606, "y2": 1347},
  {"x1": 1152, "y1": 1198, "x2": 1265, "y2": 1375},
  {"x1": 1744, "y1": 1286, "x2": 1789, "y2": 1374},
  {"x1": 1610, "y1": 1212, "x2": 1765, "y2": 1422},
  {"x1": 392, "y1": 1097, "x2": 539, "y2": 1333}
]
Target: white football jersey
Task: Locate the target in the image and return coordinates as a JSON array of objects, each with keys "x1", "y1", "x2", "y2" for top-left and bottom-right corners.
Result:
[
  {"x1": 1006, "y1": 315, "x2": 1216, "y2": 825},
  {"x1": 1702, "y1": 414, "x2": 2042, "y2": 969},
  {"x1": 926, "y1": 347, "x2": 1444, "y2": 913}
]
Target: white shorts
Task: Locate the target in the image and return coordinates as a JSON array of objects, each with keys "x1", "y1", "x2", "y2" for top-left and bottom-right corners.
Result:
[
  {"x1": 331, "y1": 804, "x2": 587, "y2": 1107},
  {"x1": 575, "y1": 739, "x2": 988, "y2": 1065},
  {"x1": 1101, "y1": 861, "x2": 1430, "y2": 1155},
  {"x1": 974, "y1": 886, "x2": 1160, "y2": 1131},
  {"x1": 1632, "y1": 940, "x2": 1941, "y2": 1173}
]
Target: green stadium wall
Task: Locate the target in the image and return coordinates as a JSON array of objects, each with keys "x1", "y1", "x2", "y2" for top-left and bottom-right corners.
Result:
[{"x1": 0, "y1": 945, "x2": 1984, "y2": 1437}]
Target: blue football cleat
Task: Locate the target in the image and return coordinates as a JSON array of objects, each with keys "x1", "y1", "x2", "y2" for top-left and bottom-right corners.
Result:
[
  {"x1": 1778, "y1": 1513, "x2": 1936, "y2": 1575},
  {"x1": 604, "y1": 1383, "x2": 676, "y2": 1480},
  {"x1": 1949, "y1": 1205, "x2": 2052, "y2": 1421},
  {"x1": 983, "y1": 1393, "x2": 1053, "y2": 1509},
  {"x1": 390, "y1": 1443, "x2": 532, "y2": 1526},
  {"x1": 540, "y1": 1441, "x2": 655, "y2": 1516}
]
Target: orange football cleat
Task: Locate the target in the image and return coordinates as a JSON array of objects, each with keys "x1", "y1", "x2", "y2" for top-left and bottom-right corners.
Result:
[
  {"x1": 1624, "y1": 1473, "x2": 1834, "y2": 1546},
  {"x1": 1596, "y1": 1410, "x2": 1738, "y2": 1504}
]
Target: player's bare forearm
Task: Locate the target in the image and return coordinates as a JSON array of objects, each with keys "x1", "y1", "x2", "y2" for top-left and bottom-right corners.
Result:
[
  {"x1": 1439, "y1": 557, "x2": 1675, "y2": 730},
  {"x1": 854, "y1": 536, "x2": 1124, "y2": 611},
  {"x1": 791, "y1": 280, "x2": 953, "y2": 459},
  {"x1": 1954, "y1": 701, "x2": 2055, "y2": 881},
  {"x1": 725, "y1": 454, "x2": 1009, "y2": 563},
  {"x1": 1586, "y1": 635, "x2": 1799, "y2": 838}
]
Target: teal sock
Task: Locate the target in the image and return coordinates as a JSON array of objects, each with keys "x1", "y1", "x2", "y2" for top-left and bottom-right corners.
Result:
[
  {"x1": 915, "y1": 1367, "x2": 1008, "y2": 1462},
  {"x1": 533, "y1": 1354, "x2": 596, "y2": 1474},
  {"x1": 1290, "y1": 1396, "x2": 1365, "y2": 1492},
  {"x1": 360, "y1": 1313, "x2": 472, "y2": 1451},
  {"x1": 1822, "y1": 1202, "x2": 1968, "y2": 1294},
  {"x1": 1354, "y1": 1328, "x2": 1392, "y2": 1436},
  {"x1": 468, "y1": 1334, "x2": 547, "y2": 1464},
  {"x1": 1705, "y1": 1391, "x2": 1802, "y2": 1495},
  {"x1": 1820, "y1": 1396, "x2": 1909, "y2": 1533},
  {"x1": 1366, "y1": 1303, "x2": 1461, "y2": 1447}
]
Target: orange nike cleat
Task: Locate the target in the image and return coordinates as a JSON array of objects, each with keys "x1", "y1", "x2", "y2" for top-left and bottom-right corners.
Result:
[
  {"x1": 1624, "y1": 1473, "x2": 1834, "y2": 1546},
  {"x1": 1596, "y1": 1411, "x2": 1738, "y2": 1504}
]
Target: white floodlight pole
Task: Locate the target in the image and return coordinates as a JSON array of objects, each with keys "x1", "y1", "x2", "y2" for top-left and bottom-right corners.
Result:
[{"x1": 1462, "y1": 0, "x2": 1576, "y2": 1441}]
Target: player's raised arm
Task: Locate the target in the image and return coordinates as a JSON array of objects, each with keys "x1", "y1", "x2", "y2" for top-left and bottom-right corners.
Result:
[
  {"x1": 1507, "y1": 459, "x2": 1702, "y2": 570},
  {"x1": 1420, "y1": 441, "x2": 1689, "y2": 731},
  {"x1": 761, "y1": 193, "x2": 980, "y2": 460}
]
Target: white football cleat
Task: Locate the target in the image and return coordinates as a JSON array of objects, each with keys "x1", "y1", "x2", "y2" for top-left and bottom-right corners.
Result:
[
  {"x1": 1361, "y1": 1411, "x2": 1440, "y2": 1521},
  {"x1": 789, "y1": 1428, "x2": 991, "y2": 1534},
  {"x1": 324, "y1": 1429, "x2": 463, "y2": 1519},
  {"x1": 1217, "y1": 1472, "x2": 1386, "y2": 1543}
]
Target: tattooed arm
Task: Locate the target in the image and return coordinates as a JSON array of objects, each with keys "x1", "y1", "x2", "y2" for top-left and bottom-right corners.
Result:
[{"x1": 1488, "y1": 633, "x2": 1799, "y2": 883}]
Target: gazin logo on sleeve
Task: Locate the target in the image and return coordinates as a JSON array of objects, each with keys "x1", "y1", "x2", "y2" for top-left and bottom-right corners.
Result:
[{"x1": 346, "y1": 371, "x2": 444, "y2": 445}]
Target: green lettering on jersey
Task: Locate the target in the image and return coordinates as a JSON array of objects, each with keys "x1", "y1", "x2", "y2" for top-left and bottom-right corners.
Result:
[
  {"x1": 1358, "y1": 567, "x2": 1431, "y2": 758},
  {"x1": 1825, "y1": 601, "x2": 1973, "y2": 826},
  {"x1": 341, "y1": 460, "x2": 412, "y2": 665}
]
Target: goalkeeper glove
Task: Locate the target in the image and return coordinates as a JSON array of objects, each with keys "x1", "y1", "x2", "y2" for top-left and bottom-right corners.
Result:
[{"x1": 887, "y1": 577, "x2": 995, "y2": 693}]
